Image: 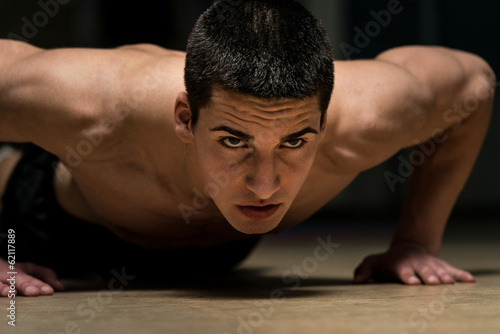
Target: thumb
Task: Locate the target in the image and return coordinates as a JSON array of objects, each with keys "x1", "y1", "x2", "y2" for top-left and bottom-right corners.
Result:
[{"x1": 353, "y1": 255, "x2": 379, "y2": 284}]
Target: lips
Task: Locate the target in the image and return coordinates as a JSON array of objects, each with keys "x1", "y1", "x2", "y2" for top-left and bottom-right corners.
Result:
[{"x1": 238, "y1": 204, "x2": 280, "y2": 219}]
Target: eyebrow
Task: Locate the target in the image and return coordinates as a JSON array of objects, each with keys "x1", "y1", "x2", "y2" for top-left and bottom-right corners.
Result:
[{"x1": 210, "y1": 126, "x2": 318, "y2": 141}]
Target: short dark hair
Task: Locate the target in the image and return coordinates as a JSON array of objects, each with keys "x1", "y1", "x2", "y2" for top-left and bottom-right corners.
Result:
[{"x1": 185, "y1": 0, "x2": 334, "y2": 127}]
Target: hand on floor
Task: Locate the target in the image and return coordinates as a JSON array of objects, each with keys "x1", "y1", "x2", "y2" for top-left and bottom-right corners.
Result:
[
  {"x1": 353, "y1": 244, "x2": 476, "y2": 285},
  {"x1": 0, "y1": 258, "x2": 65, "y2": 297}
]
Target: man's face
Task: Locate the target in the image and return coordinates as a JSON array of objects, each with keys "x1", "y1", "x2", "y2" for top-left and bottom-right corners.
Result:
[{"x1": 191, "y1": 88, "x2": 325, "y2": 234}]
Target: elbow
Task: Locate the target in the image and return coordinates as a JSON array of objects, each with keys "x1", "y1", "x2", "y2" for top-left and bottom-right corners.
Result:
[
  {"x1": 461, "y1": 55, "x2": 496, "y2": 118},
  {"x1": 473, "y1": 56, "x2": 496, "y2": 103},
  {"x1": 471, "y1": 59, "x2": 496, "y2": 125},
  {"x1": 486, "y1": 65, "x2": 496, "y2": 102},
  {"x1": 481, "y1": 58, "x2": 496, "y2": 95},
  {"x1": 479, "y1": 64, "x2": 496, "y2": 115}
]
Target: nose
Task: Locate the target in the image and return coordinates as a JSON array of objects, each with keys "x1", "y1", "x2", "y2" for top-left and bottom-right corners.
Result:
[{"x1": 245, "y1": 151, "x2": 281, "y2": 200}]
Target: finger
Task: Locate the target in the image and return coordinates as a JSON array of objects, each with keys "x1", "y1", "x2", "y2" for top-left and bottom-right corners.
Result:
[
  {"x1": 437, "y1": 262, "x2": 475, "y2": 283},
  {"x1": 434, "y1": 268, "x2": 455, "y2": 284},
  {"x1": 396, "y1": 267, "x2": 421, "y2": 285},
  {"x1": 454, "y1": 269, "x2": 476, "y2": 283},
  {"x1": 353, "y1": 255, "x2": 378, "y2": 284},
  {"x1": 26, "y1": 263, "x2": 65, "y2": 291},
  {"x1": 0, "y1": 283, "x2": 16, "y2": 297},
  {"x1": 15, "y1": 274, "x2": 54, "y2": 296},
  {"x1": 415, "y1": 266, "x2": 440, "y2": 285}
]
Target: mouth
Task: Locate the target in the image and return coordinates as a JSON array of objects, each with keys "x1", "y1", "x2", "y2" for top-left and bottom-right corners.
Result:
[{"x1": 238, "y1": 204, "x2": 280, "y2": 220}]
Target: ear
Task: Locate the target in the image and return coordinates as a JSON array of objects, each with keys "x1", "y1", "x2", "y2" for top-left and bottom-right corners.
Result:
[{"x1": 174, "y1": 92, "x2": 195, "y2": 143}]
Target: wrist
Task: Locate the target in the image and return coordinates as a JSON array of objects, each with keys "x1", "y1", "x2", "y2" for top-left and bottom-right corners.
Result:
[{"x1": 389, "y1": 238, "x2": 439, "y2": 256}]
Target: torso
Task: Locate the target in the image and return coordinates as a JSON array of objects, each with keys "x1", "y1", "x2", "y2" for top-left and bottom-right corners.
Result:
[
  {"x1": 53, "y1": 141, "x2": 360, "y2": 249},
  {"x1": 51, "y1": 47, "x2": 417, "y2": 250}
]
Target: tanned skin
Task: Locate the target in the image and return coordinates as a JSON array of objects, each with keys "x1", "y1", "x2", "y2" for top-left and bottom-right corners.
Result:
[{"x1": 0, "y1": 40, "x2": 495, "y2": 296}]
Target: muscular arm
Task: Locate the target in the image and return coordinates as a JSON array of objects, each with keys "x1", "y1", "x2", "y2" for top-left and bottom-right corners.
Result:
[
  {"x1": 0, "y1": 40, "x2": 116, "y2": 296},
  {"x1": 0, "y1": 41, "x2": 113, "y2": 149},
  {"x1": 355, "y1": 46, "x2": 496, "y2": 284},
  {"x1": 0, "y1": 40, "x2": 180, "y2": 296},
  {"x1": 0, "y1": 40, "x2": 175, "y2": 157},
  {"x1": 388, "y1": 47, "x2": 495, "y2": 254}
]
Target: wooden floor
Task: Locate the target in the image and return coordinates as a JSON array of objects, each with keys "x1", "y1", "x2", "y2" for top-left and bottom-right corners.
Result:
[{"x1": 2, "y1": 219, "x2": 499, "y2": 334}]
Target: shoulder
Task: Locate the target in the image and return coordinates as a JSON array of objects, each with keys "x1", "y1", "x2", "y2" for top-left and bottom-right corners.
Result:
[
  {"x1": 104, "y1": 45, "x2": 186, "y2": 118},
  {"x1": 57, "y1": 44, "x2": 187, "y2": 137},
  {"x1": 336, "y1": 54, "x2": 433, "y2": 132},
  {"x1": 376, "y1": 45, "x2": 494, "y2": 105},
  {"x1": 15, "y1": 43, "x2": 186, "y2": 120},
  {"x1": 35, "y1": 44, "x2": 185, "y2": 156},
  {"x1": 82, "y1": 45, "x2": 187, "y2": 160},
  {"x1": 75, "y1": 44, "x2": 186, "y2": 127},
  {"x1": 322, "y1": 45, "x2": 495, "y2": 173},
  {"x1": 375, "y1": 45, "x2": 495, "y2": 141},
  {"x1": 322, "y1": 52, "x2": 432, "y2": 172},
  {"x1": 105, "y1": 45, "x2": 186, "y2": 140}
]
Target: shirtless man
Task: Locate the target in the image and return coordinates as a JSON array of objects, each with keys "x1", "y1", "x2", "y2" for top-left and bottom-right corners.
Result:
[{"x1": 0, "y1": 0, "x2": 495, "y2": 297}]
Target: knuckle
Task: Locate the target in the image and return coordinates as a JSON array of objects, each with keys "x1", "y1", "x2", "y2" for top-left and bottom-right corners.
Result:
[
  {"x1": 435, "y1": 268, "x2": 448, "y2": 277},
  {"x1": 416, "y1": 265, "x2": 433, "y2": 275},
  {"x1": 18, "y1": 281, "x2": 32, "y2": 290},
  {"x1": 397, "y1": 269, "x2": 415, "y2": 279}
]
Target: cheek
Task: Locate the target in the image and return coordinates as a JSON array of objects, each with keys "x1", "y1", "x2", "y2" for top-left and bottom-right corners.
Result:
[
  {"x1": 197, "y1": 147, "x2": 243, "y2": 187},
  {"x1": 198, "y1": 153, "x2": 225, "y2": 180},
  {"x1": 283, "y1": 148, "x2": 317, "y2": 172},
  {"x1": 278, "y1": 151, "x2": 318, "y2": 190}
]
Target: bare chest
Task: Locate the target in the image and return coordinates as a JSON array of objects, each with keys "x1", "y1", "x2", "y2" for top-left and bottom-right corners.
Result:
[
  {"x1": 54, "y1": 153, "x2": 359, "y2": 249},
  {"x1": 54, "y1": 160, "x2": 245, "y2": 249}
]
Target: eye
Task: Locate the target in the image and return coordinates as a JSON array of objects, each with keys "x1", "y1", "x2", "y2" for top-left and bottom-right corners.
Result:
[
  {"x1": 281, "y1": 138, "x2": 305, "y2": 149},
  {"x1": 221, "y1": 137, "x2": 247, "y2": 149}
]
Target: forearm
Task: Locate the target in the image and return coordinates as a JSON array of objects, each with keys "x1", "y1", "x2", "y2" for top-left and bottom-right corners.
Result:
[{"x1": 392, "y1": 74, "x2": 495, "y2": 255}]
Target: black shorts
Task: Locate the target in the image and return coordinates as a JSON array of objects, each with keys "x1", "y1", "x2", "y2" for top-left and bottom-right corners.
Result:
[{"x1": 0, "y1": 144, "x2": 259, "y2": 279}]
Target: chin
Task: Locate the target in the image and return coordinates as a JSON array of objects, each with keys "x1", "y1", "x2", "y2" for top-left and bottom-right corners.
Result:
[{"x1": 229, "y1": 220, "x2": 280, "y2": 235}]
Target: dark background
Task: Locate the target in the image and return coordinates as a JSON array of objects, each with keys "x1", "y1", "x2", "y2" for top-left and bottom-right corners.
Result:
[{"x1": 0, "y1": 0, "x2": 498, "y2": 225}]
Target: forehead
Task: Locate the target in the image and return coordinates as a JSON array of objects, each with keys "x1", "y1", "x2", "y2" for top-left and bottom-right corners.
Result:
[{"x1": 203, "y1": 88, "x2": 321, "y2": 126}]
